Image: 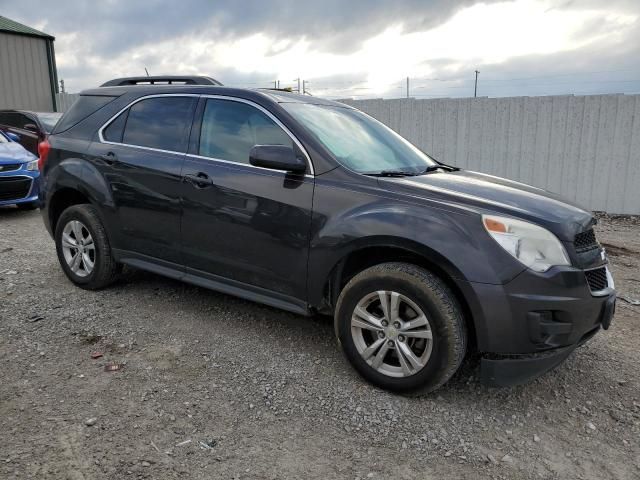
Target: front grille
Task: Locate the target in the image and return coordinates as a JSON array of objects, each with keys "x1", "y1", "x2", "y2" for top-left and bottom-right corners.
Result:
[
  {"x1": 0, "y1": 177, "x2": 32, "y2": 201},
  {"x1": 585, "y1": 267, "x2": 608, "y2": 292},
  {"x1": 0, "y1": 164, "x2": 21, "y2": 172},
  {"x1": 574, "y1": 229, "x2": 599, "y2": 252}
]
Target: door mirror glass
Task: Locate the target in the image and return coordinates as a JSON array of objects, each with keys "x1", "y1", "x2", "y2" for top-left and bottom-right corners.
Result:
[
  {"x1": 249, "y1": 145, "x2": 306, "y2": 173},
  {"x1": 23, "y1": 123, "x2": 38, "y2": 133}
]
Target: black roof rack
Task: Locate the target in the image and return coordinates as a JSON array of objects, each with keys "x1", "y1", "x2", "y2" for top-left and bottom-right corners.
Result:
[{"x1": 100, "y1": 76, "x2": 223, "y2": 87}]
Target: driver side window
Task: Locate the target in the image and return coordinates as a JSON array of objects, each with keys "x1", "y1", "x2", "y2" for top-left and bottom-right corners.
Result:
[{"x1": 198, "y1": 99, "x2": 292, "y2": 164}]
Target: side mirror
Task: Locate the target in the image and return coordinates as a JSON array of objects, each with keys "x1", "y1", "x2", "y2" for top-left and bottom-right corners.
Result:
[
  {"x1": 5, "y1": 132, "x2": 20, "y2": 142},
  {"x1": 249, "y1": 145, "x2": 306, "y2": 173},
  {"x1": 23, "y1": 123, "x2": 38, "y2": 133}
]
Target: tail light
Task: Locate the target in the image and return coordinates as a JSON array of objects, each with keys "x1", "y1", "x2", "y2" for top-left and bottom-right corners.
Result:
[{"x1": 37, "y1": 139, "x2": 51, "y2": 171}]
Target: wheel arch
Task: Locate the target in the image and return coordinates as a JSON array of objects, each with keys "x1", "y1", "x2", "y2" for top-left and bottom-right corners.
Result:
[
  {"x1": 48, "y1": 187, "x2": 93, "y2": 233},
  {"x1": 44, "y1": 156, "x2": 116, "y2": 235},
  {"x1": 316, "y1": 239, "x2": 478, "y2": 353}
]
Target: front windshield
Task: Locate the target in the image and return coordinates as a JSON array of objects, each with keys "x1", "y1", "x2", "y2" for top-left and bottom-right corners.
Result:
[{"x1": 282, "y1": 102, "x2": 437, "y2": 174}]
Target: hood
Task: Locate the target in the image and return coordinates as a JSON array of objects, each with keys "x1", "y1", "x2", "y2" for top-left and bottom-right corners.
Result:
[
  {"x1": 0, "y1": 142, "x2": 36, "y2": 164},
  {"x1": 381, "y1": 170, "x2": 594, "y2": 241}
]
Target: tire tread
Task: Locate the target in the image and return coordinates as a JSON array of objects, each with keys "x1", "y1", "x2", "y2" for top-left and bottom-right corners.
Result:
[
  {"x1": 55, "y1": 204, "x2": 119, "y2": 290},
  {"x1": 335, "y1": 262, "x2": 467, "y2": 394}
]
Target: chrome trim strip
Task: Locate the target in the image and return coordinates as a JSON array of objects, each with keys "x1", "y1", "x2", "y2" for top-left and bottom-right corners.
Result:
[
  {"x1": 185, "y1": 152, "x2": 313, "y2": 178},
  {"x1": 97, "y1": 93, "x2": 315, "y2": 175}
]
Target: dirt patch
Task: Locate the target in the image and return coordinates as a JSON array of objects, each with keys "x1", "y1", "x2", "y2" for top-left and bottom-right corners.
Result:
[{"x1": 601, "y1": 242, "x2": 638, "y2": 257}]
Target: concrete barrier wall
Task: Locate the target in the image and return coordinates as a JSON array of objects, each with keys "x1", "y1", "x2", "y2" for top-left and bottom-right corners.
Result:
[{"x1": 340, "y1": 95, "x2": 640, "y2": 214}]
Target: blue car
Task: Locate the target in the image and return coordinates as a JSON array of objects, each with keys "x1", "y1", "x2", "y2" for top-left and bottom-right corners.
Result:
[{"x1": 0, "y1": 130, "x2": 40, "y2": 210}]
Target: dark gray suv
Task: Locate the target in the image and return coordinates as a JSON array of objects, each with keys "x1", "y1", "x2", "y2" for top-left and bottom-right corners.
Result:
[{"x1": 39, "y1": 76, "x2": 616, "y2": 393}]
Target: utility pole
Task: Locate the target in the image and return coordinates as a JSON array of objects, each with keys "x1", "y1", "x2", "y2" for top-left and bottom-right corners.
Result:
[
  {"x1": 303, "y1": 80, "x2": 307, "y2": 94},
  {"x1": 277, "y1": 80, "x2": 280, "y2": 89},
  {"x1": 274, "y1": 80, "x2": 277, "y2": 88},
  {"x1": 406, "y1": 76, "x2": 409, "y2": 98},
  {"x1": 296, "y1": 78, "x2": 301, "y2": 93},
  {"x1": 474, "y1": 70, "x2": 479, "y2": 97}
]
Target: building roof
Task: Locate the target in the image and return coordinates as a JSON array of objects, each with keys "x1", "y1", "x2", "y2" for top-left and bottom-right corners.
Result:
[{"x1": 0, "y1": 15, "x2": 54, "y2": 40}]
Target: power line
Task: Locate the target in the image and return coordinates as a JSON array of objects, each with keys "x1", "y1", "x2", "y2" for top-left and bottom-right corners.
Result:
[{"x1": 479, "y1": 67, "x2": 640, "y2": 82}]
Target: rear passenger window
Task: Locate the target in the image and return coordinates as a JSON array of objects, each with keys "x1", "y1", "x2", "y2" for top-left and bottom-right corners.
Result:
[
  {"x1": 121, "y1": 97, "x2": 197, "y2": 152},
  {"x1": 199, "y1": 99, "x2": 292, "y2": 164}
]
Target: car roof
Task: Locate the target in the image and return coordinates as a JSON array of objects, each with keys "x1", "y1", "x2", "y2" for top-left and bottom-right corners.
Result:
[{"x1": 78, "y1": 85, "x2": 350, "y2": 108}]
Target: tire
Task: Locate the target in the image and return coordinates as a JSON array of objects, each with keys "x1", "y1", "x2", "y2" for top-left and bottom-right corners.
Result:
[
  {"x1": 54, "y1": 204, "x2": 120, "y2": 290},
  {"x1": 16, "y1": 201, "x2": 38, "y2": 210},
  {"x1": 335, "y1": 262, "x2": 467, "y2": 394}
]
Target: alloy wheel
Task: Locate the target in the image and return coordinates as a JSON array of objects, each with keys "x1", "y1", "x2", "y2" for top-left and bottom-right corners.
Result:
[
  {"x1": 61, "y1": 220, "x2": 96, "y2": 277},
  {"x1": 351, "y1": 290, "x2": 433, "y2": 378}
]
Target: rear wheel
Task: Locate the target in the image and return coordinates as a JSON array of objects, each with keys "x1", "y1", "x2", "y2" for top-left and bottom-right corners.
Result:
[
  {"x1": 335, "y1": 262, "x2": 466, "y2": 394},
  {"x1": 55, "y1": 204, "x2": 120, "y2": 289}
]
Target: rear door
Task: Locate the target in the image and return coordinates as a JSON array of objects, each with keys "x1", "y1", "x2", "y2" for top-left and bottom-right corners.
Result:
[
  {"x1": 88, "y1": 94, "x2": 198, "y2": 266},
  {"x1": 180, "y1": 96, "x2": 314, "y2": 304}
]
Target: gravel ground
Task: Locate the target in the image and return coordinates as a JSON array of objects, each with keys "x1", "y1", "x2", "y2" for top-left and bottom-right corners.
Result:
[{"x1": 1, "y1": 208, "x2": 639, "y2": 480}]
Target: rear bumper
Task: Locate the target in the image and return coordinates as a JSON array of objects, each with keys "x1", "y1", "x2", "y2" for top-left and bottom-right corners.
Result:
[{"x1": 456, "y1": 265, "x2": 616, "y2": 386}]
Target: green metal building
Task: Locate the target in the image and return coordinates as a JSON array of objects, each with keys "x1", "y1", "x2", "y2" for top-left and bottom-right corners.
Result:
[{"x1": 0, "y1": 15, "x2": 58, "y2": 111}]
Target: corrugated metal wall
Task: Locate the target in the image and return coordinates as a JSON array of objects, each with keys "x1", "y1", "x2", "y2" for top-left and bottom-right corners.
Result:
[
  {"x1": 340, "y1": 95, "x2": 640, "y2": 215},
  {"x1": 0, "y1": 32, "x2": 54, "y2": 111}
]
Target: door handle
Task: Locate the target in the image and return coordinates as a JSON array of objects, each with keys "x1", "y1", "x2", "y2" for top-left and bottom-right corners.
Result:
[
  {"x1": 101, "y1": 151, "x2": 119, "y2": 166},
  {"x1": 184, "y1": 172, "x2": 213, "y2": 188}
]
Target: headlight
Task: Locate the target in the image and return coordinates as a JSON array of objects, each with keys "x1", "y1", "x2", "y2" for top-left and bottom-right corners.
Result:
[
  {"x1": 482, "y1": 215, "x2": 570, "y2": 272},
  {"x1": 25, "y1": 159, "x2": 39, "y2": 171}
]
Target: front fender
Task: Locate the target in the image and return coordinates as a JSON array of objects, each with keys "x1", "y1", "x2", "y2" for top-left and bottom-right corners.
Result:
[{"x1": 307, "y1": 175, "x2": 526, "y2": 307}]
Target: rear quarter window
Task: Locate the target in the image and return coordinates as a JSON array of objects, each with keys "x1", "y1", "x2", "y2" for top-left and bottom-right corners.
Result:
[{"x1": 54, "y1": 95, "x2": 117, "y2": 133}]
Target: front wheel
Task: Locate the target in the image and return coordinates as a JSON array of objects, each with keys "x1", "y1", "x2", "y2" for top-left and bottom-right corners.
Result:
[
  {"x1": 335, "y1": 262, "x2": 467, "y2": 394},
  {"x1": 54, "y1": 204, "x2": 120, "y2": 289}
]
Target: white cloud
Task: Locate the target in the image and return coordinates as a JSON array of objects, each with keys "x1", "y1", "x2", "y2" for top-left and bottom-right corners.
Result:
[{"x1": 50, "y1": 0, "x2": 639, "y2": 96}]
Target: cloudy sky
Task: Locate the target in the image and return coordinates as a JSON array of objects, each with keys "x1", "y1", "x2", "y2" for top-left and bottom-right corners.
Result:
[{"x1": 2, "y1": 0, "x2": 640, "y2": 98}]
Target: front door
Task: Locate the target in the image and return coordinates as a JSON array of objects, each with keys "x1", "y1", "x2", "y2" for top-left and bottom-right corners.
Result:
[
  {"x1": 88, "y1": 95, "x2": 198, "y2": 265},
  {"x1": 180, "y1": 97, "x2": 314, "y2": 304}
]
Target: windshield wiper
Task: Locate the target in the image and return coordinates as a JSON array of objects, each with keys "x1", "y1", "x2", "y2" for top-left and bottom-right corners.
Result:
[
  {"x1": 421, "y1": 164, "x2": 460, "y2": 174},
  {"x1": 365, "y1": 164, "x2": 459, "y2": 177},
  {"x1": 365, "y1": 170, "x2": 419, "y2": 177}
]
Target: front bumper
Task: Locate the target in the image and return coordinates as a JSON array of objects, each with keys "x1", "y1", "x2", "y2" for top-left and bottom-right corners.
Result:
[
  {"x1": 457, "y1": 264, "x2": 616, "y2": 387},
  {"x1": 480, "y1": 294, "x2": 615, "y2": 386},
  {"x1": 0, "y1": 171, "x2": 40, "y2": 206}
]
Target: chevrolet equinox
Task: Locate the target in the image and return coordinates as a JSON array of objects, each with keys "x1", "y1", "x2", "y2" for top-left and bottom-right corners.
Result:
[{"x1": 39, "y1": 76, "x2": 616, "y2": 393}]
